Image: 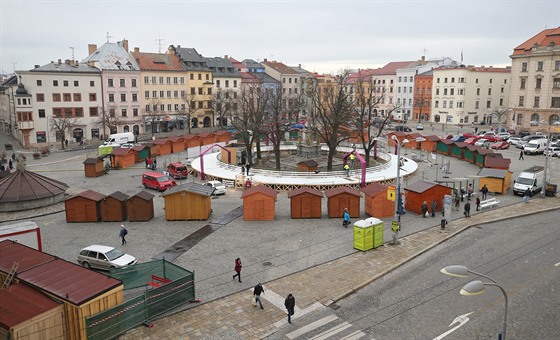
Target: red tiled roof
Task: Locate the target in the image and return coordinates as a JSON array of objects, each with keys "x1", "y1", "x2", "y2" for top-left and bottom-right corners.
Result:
[
  {"x1": 132, "y1": 145, "x2": 147, "y2": 151},
  {"x1": 130, "y1": 190, "x2": 154, "y2": 201},
  {"x1": 241, "y1": 185, "x2": 278, "y2": 199},
  {"x1": 373, "y1": 61, "x2": 414, "y2": 75},
  {"x1": 153, "y1": 138, "x2": 171, "y2": 145},
  {"x1": 130, "y1": 51, "x2": 184, "y2": 71},
  {"x1": 424, "y1": 135, "x2": 440, "y2": 142},
  {"x1": 484, "y1": 157, "x2": 511, "y2": 170},
  {"x1": 347, "y1": 69, "x2": 378, "y2": 83},
  {"x1": 324, "y1": 186, "x2": 361, "y2": 198},
  {"x1": 262, "y1": 60, "x2": 299, "y2": 75},
  {"x1": 168, "y1": 136, "x2": 184, "y2": 142},
  {"x1": 0, "y1": 283, "x2": 62, "y2": 329},
  {"x1": 513, "y1": 27, "x2": 560, "y2": 55},
  {"x1": 112, "y1": 147, "x2": 134, "y2": 156},
  {"x1": 287, "y1": 187, "x2": 323, "y2": 198}
]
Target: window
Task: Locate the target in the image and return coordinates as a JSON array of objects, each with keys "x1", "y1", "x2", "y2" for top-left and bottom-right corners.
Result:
[
  {"x1": 475, "y1": 101, "x2": 479, "y2": 109},
  {"x1": 517, "y1": 114, "x2": 523, "y2": 124},
  {"x1": 554, "y1": 78, "x2": 560, "y2": 89},
  {"x1": 132, "y1": 93, "x2": 138, "y2": 101},
  {"x1": 152, "y1": 76, "x2": 157, "y2": 83},
  {"x1": 145, "y1": 105, "x2": 151, "y2": 112},
  {"x1": 289, "y1": 78, "x2": 292, "y2": 84},
  {"x1": 145, "y1": 91, "x2": 149, "y2": 98},
  {"x1": 63, "y1": 93, "x2": 71, "y2": 102},
  {"x1": 521, "y1": 62, "x2": 528, "y2": 72},
  {"x1": 398, "y1": 77, "x2": 402, "y2": 82},
  {"x1": 191, "y1": 102, "x2": 196, "y2": 109},
  {"x1": 160, "y1": 104, "x2": 164, "y2": 111},
  {"x1": 190, "y1": 74, "x2": 194, "y2": 80},
  {"x1": 216, "y1": 80, "x2": 221, "y2": 88},
  {"x1": 173, "y1": 91, "x2": 178, "y2": 98},
  {"x1": 555, "y1": 60, "x2": 560, "y2": 70},
  {"x1": 120, "y1": 93, "x2": 126, "y2": 102},
  {"x1": 519, "y1": 96, "x2": 524, "y2": 106},
  {"x1": 180, "y1": 77, "x2": 185, "y2": 84},
  {"x1": 443, "y1": 89, "x2": 447, "y2": 95},
  {"x1": 73, "y1": 93, "x2": 81, "y2": 101},
  {"x1": 132, "y1": 79, "x2": 137, "y2": 87},
  {"x1": 534, "y1": 96, "x2": 540, "y2": 107},
  {"x1": 180, "y1": 90, "x2": 185, "y2": 98},
  {"x1": 486, "y1": 100, "x2": 491, "y2": 108},
  {"x1": 53, "y1": 80, "x2": 58, "y2": 86},
  {"x1": 444, "y1": 78, "x2": 448, "y2": 83},
  {"x1": 550, "y1": 114, "x2": 559, "y2": 125},
  {"x1": 500, "y1": 98, "x2": 504, "y2": 106},
  {"x1": 108, "y1": 79, "x2": 114, "y2": 87},
  {"x1": 451, "y1": 77, "x2": 455, "y2": 83},
  {"x1": 153, "y1": 91, "x2": 157, "y2": 98},
  {"x1": 489, "y1": 79, "x2": 493, "y2": 84},
  {"x1": 442, "y1": 100, "x2": 447, "y2": 108},
  {"x1": 501, "y1": 87, "x2": 505, "y2": 93},
  {"x1": 436, "y1": 78, "x2": 440, "y2": 83},
  {"x1": 476, "y1": 79, "x2": 479, "y2": 84},
  {"x1": 159, "y1": 77, "x2": 164, "y2": 84},
  {"x1": 36, "y1": 93, "x2": 45, "y2": 102},
  {"x1": 476, "y1": 88, "x2": 480, "y2": 95},
  {"x1": 206, "y1": 74, "x2": 209, "y2": 80},
  {"x1": 120, "y1": 79, "x2": 125, "y2": 87},
  {"x1": 552, "y1": 97, "x2": 560, "y2": 108},
  {"x1": 173, "y1": 77, "x2": 178, "y2": 84},
  {"x1": 458, "y1": 89, "x2": 464, "y2": 95},
  {"x1": 198, "y1": 74, "x2": 202, "y2": 80},
  {"x1": 89, "y1": 93, "x2": 96, "y2": 101},
  {"x1": 409, "y1": 76, "x2": 413, "y2": 82},
  {"x1": 133, "y1": 108, "x2": 138, "y2": 116},
  {"x1": 488, "y1": 88, "x2": 492, "y2": 95},
  {"x1": 63, "y1": 80, "x2": 68, "y2": 87},
  {"x1": 191, "y1": 88, "x2": 196, "y2": 95},
  {"x1": 536, "y1": 78, "x2": 542, "y2": 89},
  {"x1": 37, "y1": 80, "x2": 42, "y2": 86},
  {"x1": 36, "y1": 131, "x2": 46, "y2": 143},
  {"x1": 520, "y1": 78, "x2": 526, "y2": 89},
  {"x1": 144, "y1": 76, "x2": 149, "y2": 84},
  {"x1": 174, "y1": 104, "x2": 179, "y2": 111},
  {"x1": 90, "y1": 80, "x2": 95, "y2": 87},
  {"x1": 450, "y1": 89, "x2": 454, "y2": 95},
  {"x1": 435, "y1": 88, "x2": 439, "y2": 95},
  {"x1": 159, "y1": 91, "x2": 164, "y2": 98},
  {"x1": 225, "y1": 80, "x2": 229, "y2": 88},
  {"x1": 531, "y1": 114, "x2": 539, "y2": 124},
  {"x1": 166, "y1": 77, "x2": 171, "y2": 84},
  {"x1": 121, "y1": 109, "x2": 127, "y2": 117},
  {"x1": 537, "y1": 61, "x2": 544, "y2": 71},
  {"x1": 449, "y1": 100, "x2": 454, "y2": 108},
  {"x1": 75, "y1": 108, "x2": 83, "y2": 117},
  {"x1": 74, "y1": 81, "x2": 79, "y2": 87},
  {"x1": 198, "y1": 101, "x2": 203, "y2": 109},
  {"x1": 167, "y1": 90, "x2": 171, "y2": 98},
  {"x1": 108, "y1": 94, "x2": 114, "y2": 102},
  {"x1": 38, "y1": 109, "x2": 45, "y2": 118},
  {"x1": 208, "y1": 88, "x2": 212, "y2": 95},
  {"x1": 89, "y1": 107, "x2": 98, "y2": 116}
]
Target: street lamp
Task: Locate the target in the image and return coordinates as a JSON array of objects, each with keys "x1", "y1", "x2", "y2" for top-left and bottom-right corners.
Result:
[
  {"x1": 391, "y1": 135, "x2": 425, "y2": 244},
  {"x1": 441, "y1": 265, "x2": 508, "y2": 340},
  {"x1": 530, "y1": 120, "x2": 560, "y2": 197}
]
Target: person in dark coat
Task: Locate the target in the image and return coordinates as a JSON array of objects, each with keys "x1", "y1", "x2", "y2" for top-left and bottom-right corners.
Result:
[
  {"x1": 233, "y1": 258, "x2": 242, "y2": 283},
  {"x1": 285, "y1": 294, "x2": 295, "y2": 324},
  {"x1": 253, "y1": 283, "x2": 265, "y2": 309},
  {"x1": 464, "y1": 201, "x2": 471, "y2": 218},
  {"x1": 481, "y1": 184, "x2": 488, "y2": 200},
  {"x1": 431, "y1": 200, "x2": 437, "y2": 217},
  {"x1": 519, "y1": 150, "x2": 524, "y2": 160},
  {"x1": 476, "y1": 196, "x2": 481, "y2": 211},
  {"x1": 421, "y1": 201, "x2": 428, "y2": 218},
  {"x1": 119, "y1": 225, "x2": 128, "y2": 245},
  {"x1": 523, "y1": 188, "x2": 532, "y2": 203}
]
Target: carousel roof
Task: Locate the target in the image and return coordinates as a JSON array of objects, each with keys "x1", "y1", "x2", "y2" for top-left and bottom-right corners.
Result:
[{"x1": 0, "y1": 170, "x2": 68, "y2": 203}]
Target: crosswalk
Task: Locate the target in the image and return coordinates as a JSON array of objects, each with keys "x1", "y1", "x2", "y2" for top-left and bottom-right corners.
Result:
[{"x1": 285, "y1": 314, "x2": 366, "y2": 340}]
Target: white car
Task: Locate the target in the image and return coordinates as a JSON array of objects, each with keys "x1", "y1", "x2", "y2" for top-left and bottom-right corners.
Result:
[
  {"x1": 416, "y1": 124, "x2": 424, "y2": 130},
  {"x1": 78, "y1": 245, "x2": 137, "y2": 270},
  {"x1": 204, "y1": 180, "x2": 227, "y2": 195},
  {"x1": 508, "y1": 137, "x2": 522, "y2": 146},
  {"x1": 475, "y1": 138, "x2": 490, "y2": 148},
  {"x1": 544, "y1": 146, "x2": 560, "y2": 157}
]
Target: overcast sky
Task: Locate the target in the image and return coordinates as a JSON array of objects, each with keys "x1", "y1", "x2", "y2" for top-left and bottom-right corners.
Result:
[{"x1": 1, "y1": 0, "x2": 559, "y2": 75}]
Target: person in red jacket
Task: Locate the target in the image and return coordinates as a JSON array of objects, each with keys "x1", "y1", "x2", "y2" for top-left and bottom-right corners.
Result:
[{"x1": 233, "y1": 258, "x2": 242, "y2": 283}]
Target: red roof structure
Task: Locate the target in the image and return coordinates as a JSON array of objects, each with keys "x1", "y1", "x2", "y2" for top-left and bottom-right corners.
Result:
[
  {"x1": 0, "y1": 240, "x2": 54, "y2": 272},
  {"x1": 72, "y1": 189, "x2": 105, "y2": 202},
  {"x1": 0, "y1": 170, "x2": 68, "y2": 203},
  {"x1": 373, "y1": 61, "x2": 415, "y2": 75},
  {"x1": 287, "y1": 187, "x2": 323, "y2": 198},
  {"x1": 513, "y1": 27, "x2": 560, "y2": 55},
  {"x1": 241, "y1": 185, "x2": 278, "y2": 199},
  {"x1": 262, "y1": 59, "x2": 298, "y2": 74},
  {"x1": 0, "y1": 283, "x2": 62, "y2": 329},
  {"x1": 130, "y1": 50, "x2": 184, "y2": 71}
]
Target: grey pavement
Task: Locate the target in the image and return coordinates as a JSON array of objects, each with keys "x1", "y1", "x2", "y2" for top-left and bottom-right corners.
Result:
[{"x1": 1, "y1": 126, "x2": 559, "y2": 339}]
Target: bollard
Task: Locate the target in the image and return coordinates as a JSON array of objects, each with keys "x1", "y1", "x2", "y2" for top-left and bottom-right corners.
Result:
[{"x1": 440, "y1": 218, "x2": 446, "y2": 230}]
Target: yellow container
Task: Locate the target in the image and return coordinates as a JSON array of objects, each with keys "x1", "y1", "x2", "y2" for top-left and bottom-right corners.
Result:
[
  {"x1": 365, "y1": 217, "x2": 384, "y2": 248},
  {"x1": 353, "y1": 219, "x2": 374, "y2": 251}
]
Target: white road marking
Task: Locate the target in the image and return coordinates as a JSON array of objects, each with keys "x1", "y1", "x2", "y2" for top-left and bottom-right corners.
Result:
[
  {"x1": 286, "y1": 315, "x2": 338, "y2": 339},
  {"x1": 309, "y1": 321, "x2": 352, "y2": 340},
  {"x1": 554, "y1": 262, "x2": 560, "y2": 267},
  {"x1": 340, "y1": 330, "x2": 366, "y2": 340},
  {"x1": 433, "y1": 312, "x2": 472, "y2": 340}
]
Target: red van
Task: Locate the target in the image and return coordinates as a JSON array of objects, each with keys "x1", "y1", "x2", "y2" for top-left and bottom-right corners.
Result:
[
  {"x1": 142, "y1": 172, "x2": 176, "y2": 192},
  {"x1": 167, "y1": 162, "x2": 188, "y2": 179}
]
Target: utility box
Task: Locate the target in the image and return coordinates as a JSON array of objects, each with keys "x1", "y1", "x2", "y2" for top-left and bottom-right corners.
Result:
[{"x1": 353, "y1": 219, "x2": 374, "y2": 251}]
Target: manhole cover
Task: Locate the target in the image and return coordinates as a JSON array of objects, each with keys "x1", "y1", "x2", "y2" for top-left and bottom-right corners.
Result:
[
  {"x1": 330, "y1": 304, "x2": 340, "y2": 310},
  {"x1": 262, "y1": 261, "x2": 273, "y2": 267}
]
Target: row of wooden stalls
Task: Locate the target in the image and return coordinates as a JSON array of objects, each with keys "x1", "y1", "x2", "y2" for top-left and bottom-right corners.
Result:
[
  {"x1": 65, "y1": 190, "x2": 155, "y2": 222},
  {"x1": 85, "y1": 131, "x2": 233, "y2": 177},
  {"x1": 0, "y1": 240, "x2": 124, "y2": 340}
]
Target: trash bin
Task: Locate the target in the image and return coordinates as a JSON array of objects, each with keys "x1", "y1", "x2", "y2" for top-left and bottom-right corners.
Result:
[
  {"x1": 441, "y1": 218, "x2": 446, "y2": 229},
  {"x1": 545, "y1": 184, "x2": 557, "y2": 197},
  {"x1": 353, "y1": 219, "x2": 374, "y2": 251},
  {"x1": 365, "y1": 217, "x2": 384, "y2": 248}
]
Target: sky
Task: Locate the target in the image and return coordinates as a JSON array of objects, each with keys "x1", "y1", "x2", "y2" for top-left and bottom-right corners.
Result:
[{"x1": 1, "y1": 0, "x2": 559, "y2": 76}]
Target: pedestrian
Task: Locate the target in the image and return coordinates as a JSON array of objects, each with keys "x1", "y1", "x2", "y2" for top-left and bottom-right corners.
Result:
[
  {"x1": 342, "y1": 208, "x2": 350, "y2": 228},
  {"x1": 119, "y1": 225, "x2": 128, "y2": 245},
  {"x1": 467, "y1": 184, "x2": 473, "y2": 200},
  {"x1": 145, "y1": 157, "x2": 148, "y2": 168},
  {"x1": 253, "y1": 283, "x2": 265, "y2": 310},
  {"x1": 11, "y1": 152, "x2": 15, "y2": 161},
  {"x1": 476, "y1": 196, "x2": 481, "y2": 211},
  {"x1": 519, "y1": 150, "x2": 524, "y2": 160},
  {"x1": 344, "y1": 163, "x2": 350, "y2": 177},
  {"x1": 285, "y1": 294, "x2": 295, "y2": 324},
  {"x1": 65, "y1": 139, "x2": 68, "y2": 148},
  {"x1": 246, "y1": 162, "x2": 251, "y2": 176},
  {"x1": 454, "y1": 192, "x2": 460, "y2": 210},
  {"x1": 464, "y1": 201, "x2": 471, "y2": 218},
  {"x1": 474, "y1": 126, "x2": 478, "y2": 134},
  {"x1": 8, "y1": 159, "x2": 13, "y2": 170},
  {"x1": 241, "y1": 165, "x2": 245, "y2": 174},
  {"x1": 523, "y1": 188, "x2": 532, "y2": 203},
  {"x1": 481, "y1": 184, "x2": 488, "y2": 200},
  {"x1": 431, "y1": 200, "x2": 437, "y2": 217},
  {"x1": 153, "y1": 157, "x2": 157, "y2": 170},
  {"x1": 233, "y1": 258, "x2": 242, "y2": 283},
  {"x1": 421, "y1": 201, "x2": 428, "y2": 218}
]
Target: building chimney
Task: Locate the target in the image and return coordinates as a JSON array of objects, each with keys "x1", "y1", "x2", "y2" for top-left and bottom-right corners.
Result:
[
  {"x1": 58, "y1": 59, "x2": 62, "y2": 64},
  {"x1": 224, "y1": 55, "x2": 228, "y2": 59},
  {"x1": 88, "y1": 44, "x2": 97, "y2": 55},
  {"x1": 122, "y1": 39, "x2": 129, "y2": 52},
  {"x1": 34, "y1": 65, "x2": 39, "y2": 69},
  {"x1": 134, "y1": 47, "x2": 140, "y2": 53},
  {"x1": 65, "y1": 59, "x2": 71, "y2": 64},
  {"x1": 264, "y1": 58, "x2": 268, "y2": 63}
]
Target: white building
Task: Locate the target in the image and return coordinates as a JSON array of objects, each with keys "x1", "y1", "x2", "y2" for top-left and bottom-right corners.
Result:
[
  {"x1": 394, "y1": 56, "x2": 455, "y2": 121},
  {"x1": 431, "y1": 65, "x2": 510, "y2": 126},
  {"x1": 371, "y1": 61, "x2": 414, "y2": 118},
  {"x1": 204, "y1": 55, "x2": 241, "y2": 127}
]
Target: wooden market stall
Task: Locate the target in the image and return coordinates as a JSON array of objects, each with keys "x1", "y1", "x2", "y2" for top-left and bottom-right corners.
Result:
[
  {"x1": 463, "y1": 145, "x2": 478, "y2": 164},
  {"x1": 420, "y1": 135, "x2": 440, "y2": 152},
  {"x1": 484, "y1": 155, "x2": 511, "y2": 170},
  {"x1": 475, "y1": 148, "x2": 494, "y2": 167},
  {"x1": 154, "y1": 138, "x2": 172, "y2": 156},
  {"x1": 450, "y1": 142, "x2": 468, "y2": 159},
  {"x1": 199, "y1": 132, "x2": 217, "y2": 146},
  {"x1": 101, "y1": 191, "x2": 129, "y2": 222},
  {"x1": 65, "y1": 190, "x2": 105, "y2": 223},
  {"x1": 361, "y1": 182, "x2": 393, "y2": 218},
  {"x1": 162, "y1": 183, "x2": 214, "y2": 221},
  {"x1": 183, "y1": 134, "x2": 201, "y2": 148},
  {"x1": 478, "y1": 168, "x2": 512, "y2": 194},
  {"x1": 111, "y1": 147, "x2": 136, "y2": 169},
  {"x1": 83, "y1": 157, "x2": 104, "y2": 177},
  {"x1": 215, "y1": 130, "x2": 232, "y2": 144},
  {"x1": 169, "y1": 136, "x2": 185, "y2": 153},
  {"x1": 132, "y1": 145, "x2": 150, "y2": 163},
  {"x1": 404, "y1": 180, "x2": 451, "y2": 215},
  {"x1": 297, "y1": 160, "x2": 318, "y2": 172},
  {"x1": 126, "y1": 191, "x2": 155, "y2": 222},
  {"x1": 145, "y1": 142, "x2": 159, "y2": 157},
  {"x1": 241, "y1": 185, "x2": 278, "y2": 221},
  {"x1": 436, "y1": 139, "x2": 454, "y2": 155},
  {"x1": 325, "y1": 187, "x2": 361, "y2": 218},
  {"x1": 287, "y1": 187, "x2": 323, "y2": 219}
]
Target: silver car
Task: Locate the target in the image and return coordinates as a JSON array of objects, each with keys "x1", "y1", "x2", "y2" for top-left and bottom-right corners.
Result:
[
  {"x1": 78, "y1": 245, "x2": 137, "y2": 270},
  {"x1": 204, "y1": 180, "x2": 227, "y2": 195}
]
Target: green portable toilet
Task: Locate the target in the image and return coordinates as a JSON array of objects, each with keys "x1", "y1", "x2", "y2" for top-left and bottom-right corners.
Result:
[
  {"x1": 98, "y1": 145, "x2": 113, "y2": 156},
  {"x1": 366, "y1": 217, "x2": 384, "y2": 248},
  {"x1": 353, "y1": 219, "x2": 374, "y2": 251}
]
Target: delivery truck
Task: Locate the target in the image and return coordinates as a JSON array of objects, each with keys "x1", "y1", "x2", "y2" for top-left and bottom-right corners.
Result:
[
  {"x1": 513, "y1": 166, "x2": 545, "y2": 196},
  {"x1": 104, "y1": 132, "x2": 135, "y2": 145},
  {"x1": 0, "y1": 221, "x2": 42, "y2": 251}
]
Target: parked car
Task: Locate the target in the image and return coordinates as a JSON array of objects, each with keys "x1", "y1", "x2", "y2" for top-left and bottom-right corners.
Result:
[
  {"x1": 416, "y1": 124, "x2": 424, "y2": 130},
  {"x1": 491, "y1": 141, "x2": 510, "y2": 150},
  {"x1": 465, "y1": 138, "x2": 478, "y2": 145},
  {"x1": 167, "y1": 162, "x2": 188, "y2": 179},
  {"x1": 78, "y1": 245, "x2": 137, "y2": 270},
  {"x1": 475, "y1": 138, "x2": 490, "y2": 148},
  {"x1": 497, "y1": 132, "x2": 511, "y2": 140},
  {"x1": 518, "y1": 131, "x2": 531, "y2": 137},
  {"x1": 142, "y1": 172, "x2": 176, "y2": 191},
  {"x1": 203, "y1": 180, "x2": 227, "y2": 195},
  {"x1": 544, "y1": 146, "x2": 560, "y2": 157},
  {"x1": 451, "y1": 135, "x2": 466, "y2": 142},
  {"x1": 508, "y1": 137, "x2": 522, "y2": 146},
  {"x1": 395, "y1": 125, "x2": 412, "y2": 132}
]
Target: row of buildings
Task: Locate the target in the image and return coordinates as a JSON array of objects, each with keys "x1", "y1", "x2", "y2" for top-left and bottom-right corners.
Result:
[{"x1": 1, "y1": 27, "x2": 558, "y2": 148}]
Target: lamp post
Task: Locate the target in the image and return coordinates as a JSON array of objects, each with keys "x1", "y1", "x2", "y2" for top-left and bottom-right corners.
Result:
[{"x1": 441, "y1": 265, "x2": 508, "y2": 340}]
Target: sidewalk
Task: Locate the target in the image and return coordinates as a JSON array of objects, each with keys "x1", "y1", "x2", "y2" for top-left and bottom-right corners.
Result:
[{"x1": 121, "y1": 196, "x2": 559, "y2": 339}]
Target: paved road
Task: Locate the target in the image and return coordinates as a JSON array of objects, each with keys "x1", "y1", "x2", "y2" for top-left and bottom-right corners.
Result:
[{"x1": 266, "y1": 211, "x2": 560, "y2": 339}]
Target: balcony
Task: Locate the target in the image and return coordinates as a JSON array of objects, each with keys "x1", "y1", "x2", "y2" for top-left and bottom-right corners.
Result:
[{"x1": 18, "y1": 120, "x2": 34, "y2": 130}]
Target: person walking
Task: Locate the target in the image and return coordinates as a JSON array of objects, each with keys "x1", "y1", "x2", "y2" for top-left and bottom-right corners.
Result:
[
  {"x1": 253, "y1": 283, "x2": 265, "y2": 310},
  {"x1": 421, "y1": 201, "x2": 428, "y2": 218},
  {"x1": 342, "y1": 208, "x2": 350, "y2": 228},
  {"x1": 119, "y1": 225, "x2": 128, "y2": 245},
  {"x1": 233, "y1": 258, "x2": 242, "y2": 283},
  {"x1": 481, "y1": 184, "x2": 488, "y2": 200},
  {"x1": 246, "y1": 162, "x2": 251, "y2": 176},
  {"x1": 467, "y1": 184, "x2": 474, "y2": 200},
  {"x1": 344, "y1": 163, "x2": 350, "y2": 177},
  {"x1": 464, "y1": 201, "x2": 471, "y2": 218},
  {"x1": 519, "y1": 150, "x2": 524, "y2": 160},
  {"x1": 523, "y1": 188, "x2": 532, "y2": 203},
  {"x1": 8, "y1": 159, "x2": 13, "y2": 170},
  {"x1": 476, "y1": 196, "x2": 481, "y2": 211},
  {"x1": 431, "y1": 200, "x2": 437, "y2": 217},
  {"x1": 285, "y1": 294, "x2": 295, "y2": 324}
]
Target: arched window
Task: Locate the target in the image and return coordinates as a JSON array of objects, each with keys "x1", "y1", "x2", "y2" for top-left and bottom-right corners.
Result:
[
  {"x1": 530, "y1": 113, "x2": 539, "y2": 125},
  {"x1": 123, "y1": 125, "x2": 130, "y2": 132},
  {"x1": 133, "y1": 125, "x2": 140, "y2": 135},
  {"x1": 203, "y1": 116, "x2": 211, "y2": 127},
  {"x1": 549, "y1": 114, "x2": 559, "y2": 125},
  {"x1": 517, "y1": 114, "x2": 523, "y2": 125}
]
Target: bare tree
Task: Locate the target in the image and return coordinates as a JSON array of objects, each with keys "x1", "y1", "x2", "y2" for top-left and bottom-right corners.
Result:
[
  {"x1": 49, "y1": 116, "x2": 77, "y2": 149},
  {"x1": 492, "y1": 107, "x2": 509, "y2": 131},
  {"x1": 211, "y1": 89, "x2": 236, "y2": 130},
  {"x1": 179, "y1": 93, "x2": 199, "y2": 134},
  {"x1": 308, "y1": 70, "x2": 355, "y2": 170},
  {"x1": 415, "y1": 89, "x2": 430, "y2": 123},
  {"x1": 142, "y1": 99, "x2": 164, "y2": 138},
  {"x1": 94, "y1": 105, "x2": 122, "y2": 138}
]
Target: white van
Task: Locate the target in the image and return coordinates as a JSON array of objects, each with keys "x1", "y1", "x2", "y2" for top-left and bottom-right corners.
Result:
[
  {"x1": 523, "y1": 138, "x2": 548, "y2": 155},
  {"x1": 104, "y1": 132, "x2": 135, "y2": 145},
  {"x1": 513, "y1": 166, "x2": 545, "y2": 196}
]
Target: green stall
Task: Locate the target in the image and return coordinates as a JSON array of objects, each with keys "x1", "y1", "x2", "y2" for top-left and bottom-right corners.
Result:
[
  {"x1": 132, "y1": 145, "x2": 150, "y2": 163},
  {"x1": 451, "y1": 142, "x2": 467, "y2": 159},
  {"x1": 463, "y1": 146, "x2": 476, "y2": 163},
  {"x1": 436, "y1": 140, "x2": 453, "y2": 155}
]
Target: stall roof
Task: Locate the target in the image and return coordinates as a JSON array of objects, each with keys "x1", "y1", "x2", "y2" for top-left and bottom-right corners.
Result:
[
  {"x1": 287, "y1": 187, "x2": 323, "y2": 198},
  {"x1": 241, "y1": 185, "x2": 278, "y2": 199},
  {"x1": 478, "y1": 168, "x2": 510, "y2": 179},
  {"x1": 163, "y1": 183, "x2": 215, "y2": 197},
  {"x1": 69, "y1": 189, "x2": 105, "y2": 202},
  {"x1": 0, "y1": 240, "x2": 55, "y2": 273},
  {"x1": 111, "y1": 147, "x2": 134, "y2": 156},
  {"x1": 324, "y1": 186, "x2": 361, "y2": 198},
  {"x1": 83, "y1": 158, "x2": 102, "y2": 164},
  {"x1": 0, "y1": 283, "x2": 61, "y2": 329},
  {"x1": 130, "y1": 190, "x2": 154, "y2": 201},
  {"x1": 108, "y1": 191, "x2": 129, "y2": 201},
  {"x1": 131, "y1": 145, "x2": 147, "y2": 151},
  {"x1": 361, "y1": 182, "x2": 388, "y2": 196},
  {"x1": 168, "y1": 136, "x2": 184, "y2": 142},
  {"x1": 405, "y1": 180, "x2": 443, "y2": 193},
  {"x1": 484, "y1": 157, "x2": 511, "y2": 170},
  {"x1": 439, "y1": 139, "x2": 454, "y2": 145},
  {"x1": 153, "y1": 138, "x2": 171, "y2": 145},
  {"x1": 424, "y1": 135, "x2": 440, "y2": 142}
]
